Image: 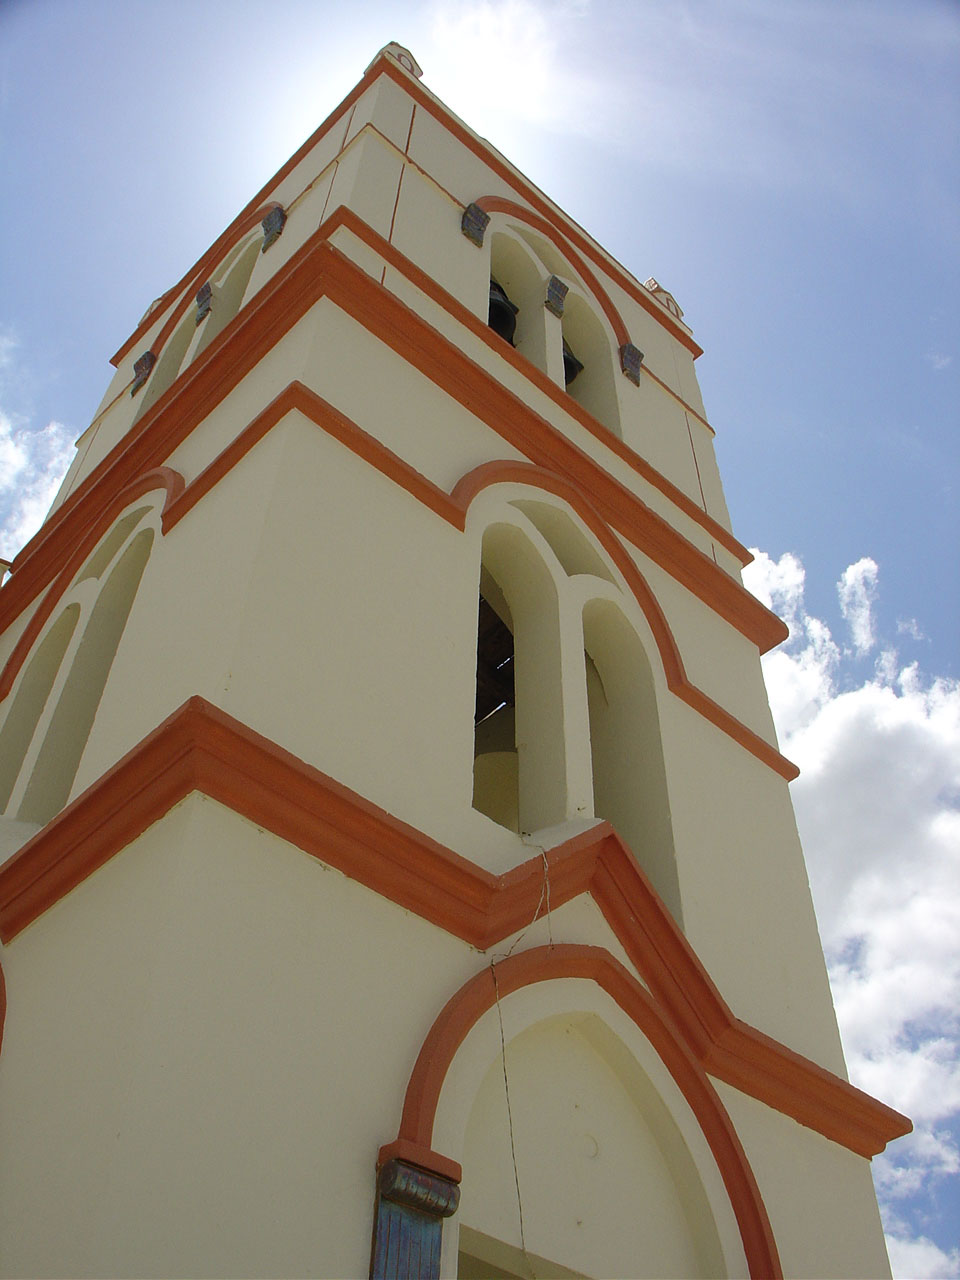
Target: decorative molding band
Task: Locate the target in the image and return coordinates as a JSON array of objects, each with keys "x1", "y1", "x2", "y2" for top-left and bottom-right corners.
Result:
[
  {"x1": 324, "y1": 207, "x2": 729, "y2": 540},
  {"x1": 110, "y1": 53, "x2": 701, "y2": 373},
  {"x1": 0, "y1": 697, "x2": 911, "y2": 1163},
  {"x1": 0, "y1": 382, "x2": 790, "y2": 778},
  {"x1": 1, "y1": 217, "x2": 783, "y2": 660}
]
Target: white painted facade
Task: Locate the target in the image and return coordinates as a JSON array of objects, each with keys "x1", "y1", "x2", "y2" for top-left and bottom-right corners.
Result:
[{"x1": 0, "y1": 45, "x2": 905, "y2": 1279}]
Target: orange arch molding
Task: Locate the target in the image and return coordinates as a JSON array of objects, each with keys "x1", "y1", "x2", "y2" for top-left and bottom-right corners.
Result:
[
  {"x1": 160, "y1": 395, "x2": 790, "y2": 779},
  {"x1": 378, "y1": 943, "x2": 782, "y2": 1280},
  {"x1": 0, "y1": 469, "x2": 183, "y2": 701},
  {"x1": 7, "y1": 213, "x2": 776, "y2": 649},
  {"x1": 0, "y1": 696, "x2": 911, "y2": 1165},
  {"x1": 476, "y1": 197, "x2": 632, "y2": 349},
  {"x1": 453, "y1": 461, "x2": 797, "y2": 780},
  {"x1": 111, "y1": 203, "x2": 284, "y2": 371}
]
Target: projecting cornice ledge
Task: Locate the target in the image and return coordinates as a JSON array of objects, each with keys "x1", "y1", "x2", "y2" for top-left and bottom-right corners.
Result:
[{"x1": 0, "y1": 697, "x2": 910, "y2": 1159}]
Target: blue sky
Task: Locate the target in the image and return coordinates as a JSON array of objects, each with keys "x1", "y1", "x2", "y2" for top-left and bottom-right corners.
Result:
[{"x1": 1, "y1": 2, "x2": 958, "y2": 1274}]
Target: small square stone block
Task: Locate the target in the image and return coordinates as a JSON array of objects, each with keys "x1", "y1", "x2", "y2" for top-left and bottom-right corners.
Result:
[
  {"x1": 130, "y1": 350, "x2": 156, "y2": 395},
  {"x1": 460, "y1": 202, "x2": 490, "y2": 247},
  {"x1": 544, "y1": 275, "x2": 568, "y2": 317},
  {"x1": 195, "y1": 282, "x2": 213, "y2": 324},
  {"x1": 261, "y1": 206, "x2": 287, "y2": 252},
  {"x1": 619, "y1": 342, "x2": 644, "y2": 385}
]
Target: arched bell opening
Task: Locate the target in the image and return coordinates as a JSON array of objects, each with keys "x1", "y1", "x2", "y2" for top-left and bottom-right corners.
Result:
[
  {"x1": 18, "y1": 528, "x2": 154, "y2": 824},
  {"x1": 191, "y1": 234, "x2": 262, "y2": 360},
  {"x1": 560, "y1": 293, "x2": 622, "y2": 438},
  {"x1": 133, "y1": 312, "x2": 195, "y2": 420},
  {"x1": 487, "y1": 233, "x2": 550, "y2": 374},
  {"x1": 472, "y1": 524, "x2": 566, "y2": 836},
  {"x1": 582, "y1": 597, "x2": 682, "y2": 925},
  {"x1": 473, "y1": 568, "x2": 518, "y2": 833},
  {"x1": 0, "y1": 606, "x2": 80, "y2": 814}
]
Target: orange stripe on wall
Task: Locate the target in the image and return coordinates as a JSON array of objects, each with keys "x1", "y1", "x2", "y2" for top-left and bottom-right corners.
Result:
[
  {"x1": 385, "y1": 943, "x2": 782, "y2": 1280},
  {"x1": 110, "y1": 53, "x2": 702, "y2": 371},
  {"x1": 324, "y1": 207, "x2": 732, "y2": 548},
  {"x1": 1, "y1": 220, "x2": 782, "y2": 659},
  {"x1": 0, "y1": 696, "x2": 910, "y2": 1164},
  {"x1": 0, "y1": 469, "x2": 183, "y2": 700},
  {"x1": 161, "y1": 390, "x2": 793, "y2": 777},
  {"x1": 0, "y1": 386, "x2": 792, "y2": 778}
]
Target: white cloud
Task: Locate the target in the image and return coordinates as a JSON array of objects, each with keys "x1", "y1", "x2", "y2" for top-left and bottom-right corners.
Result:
[
  {"x1": 838, "y1": 556, "x2": 879, "y2": 656},
  {"x1": 745, "y1": 550, "x2": 960, "y2": 1277},
  {"x1": 886, "y1": 1231, "x2": 960, "y2": 1280},
  {"x1": 925, "y1": 352, "x2": 953, "y2": 371},
  {"x1": 0, "y1": 407, "x2": 74, "y2": 561}
]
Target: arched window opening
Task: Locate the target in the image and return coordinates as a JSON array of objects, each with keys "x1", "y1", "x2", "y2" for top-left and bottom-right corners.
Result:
[
  {"x1": 18, "y1": 529, "x2": 154, "y2": 824},
  {"x1": 192, "y1": 235, "x2": 261, "y2": 359},
  {"x1": 488, "y1": 232, "x2": 550, "y2": 374},
  {"x1": 561, "y1": 293, "x2": 621, "y2": 437},
  {"x1": 583, "y1": 598, "x2": 682, "y2": 924},
  {"x1": 0, "y1": 605, "x2": 80, "y2": 813},
  {"x1": 472, "y1": 526, "x2": 566, "y2": 835},
  {"x1": 76, "y1": 507, "x2": 152, "y2": 584},
  {"x1": 473, "y1": 574, "x2": 518, "y2": 832}
]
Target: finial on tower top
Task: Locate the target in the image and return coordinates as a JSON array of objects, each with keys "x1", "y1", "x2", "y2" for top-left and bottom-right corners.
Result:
[
  {"x1": 367, "y1": 43, "x2": 423, "y2": 79},
  {"x1": 643, "y1": 277, "x2": 684, "y2": 320}
]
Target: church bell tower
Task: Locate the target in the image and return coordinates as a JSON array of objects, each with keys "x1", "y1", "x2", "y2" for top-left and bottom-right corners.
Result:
[{"x1": 0, "y1": 44, "x2": 908, "y2": 1279}]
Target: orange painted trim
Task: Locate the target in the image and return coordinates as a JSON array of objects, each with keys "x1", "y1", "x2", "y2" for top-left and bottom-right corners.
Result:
[
  {"x1": 159, "y1": 385, "x2": 792, "y2": 778},
  {"x1": 3, "y1": 219, "x2": 782, "y2": 661},
  {"x1": 107, "y1": 58, "x2": 384, "y2": 368},
  {"x1": 381, "y1": 62, "x2": 704, "y2": 357},
  {"x1": 0, "y1": 698, "x2": 910, "y2": 1161},
  {"x1": 162, "y1": 383, "x2": 463, "y2": 535},
  {"x1": 326, "y1": 206, "x2": 734, "y2": 552},
  {"x1": 451, "y1": 460, "x2": 797, "y2": 780},
  {"x1": 0, "y1": 469, "x2": 183, "y2": 701},
  {"x1": 110, "y1": 52, "x2": 701, "y2": 374},
  {"x1": 376, "y1": 1139, "x2": 462, "y2": 1186},
  {"x1": 646, "y1": 361, "x2": 714, "y2": 436},
  {"x1": 0, "y1": 395, "x2": 790, "y2": 785},
  {"x1": 2, "y1": 224, "x2": 338, "y2": 610},
  {"x1": 112, "y1": 204, "x2": 284, "y2": 370},
  {"x1": 313, "y1": 243, "x2": 779, "y2": 650},
  {"x1": 386, "y1": 943, "x2": 781, "y2": 1280}
]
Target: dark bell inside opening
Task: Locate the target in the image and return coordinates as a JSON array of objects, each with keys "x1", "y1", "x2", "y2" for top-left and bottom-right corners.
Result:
[
  {"x1": 562, "y1": 337, "x2": 584, "y2": 385},
  {"x1": 488, "y1": 279, "x2": 519, "y2": 345}
]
